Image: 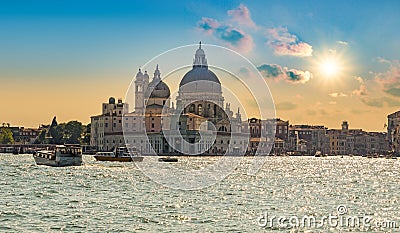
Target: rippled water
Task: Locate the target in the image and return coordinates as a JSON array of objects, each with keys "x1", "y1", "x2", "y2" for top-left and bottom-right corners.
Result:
[{"x1": 1, "y1": 154, "x2": 399, "y2": 232}]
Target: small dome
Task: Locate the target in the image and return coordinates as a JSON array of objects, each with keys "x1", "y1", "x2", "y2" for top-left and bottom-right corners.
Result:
[
  {"x1": 195, "y1": 47, "x2": 205, "y2": 56},
  {"x1": 109, "y1": 97, "x2": 116, "y2": 104},
  {"x1": 143, "y1": 70, "x2": 149, "y2": 79},
  {"x1": 180, "y1": 67, "x2": 220, "y2": 87},
  {"x1": 148, "y1": 79, "x2": 170, "y2": 99},
  {"x1": 136, "y1": 68, "x2": 143, "y2": 80},
  {"x1": 147, "y1": 65, "x2": 170, "y2": 99}
]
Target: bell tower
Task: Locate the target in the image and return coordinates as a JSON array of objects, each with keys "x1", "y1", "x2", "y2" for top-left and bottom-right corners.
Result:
[{"x1": 134, "y1": 68, "x2": 145, "y2": 114}]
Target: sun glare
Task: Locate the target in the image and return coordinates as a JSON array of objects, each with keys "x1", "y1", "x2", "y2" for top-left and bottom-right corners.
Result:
[{"x1": 320, "y1": 58, "x2": 340, "y2": 77}]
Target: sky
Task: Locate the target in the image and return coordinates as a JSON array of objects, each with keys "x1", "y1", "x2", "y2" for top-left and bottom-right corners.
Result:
[{"x1": 1, "y1": 0, "x2": 400, "y2": 131}]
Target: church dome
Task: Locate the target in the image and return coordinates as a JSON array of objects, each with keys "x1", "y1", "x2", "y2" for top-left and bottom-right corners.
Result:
[
  {"x1": 148, "y1": 65, "x2": 170, "y2": 99},
  {"x1": 149, "y1": 80, "x2": 170, "y2": 98},
  {"x1": 179, "y1": 42, "x2": 221, "y2": 88},
  {"x1": 180, "y1": 67, "x2": 220, "y2": 87},
  {"x1": 136, "y1": 68, "x2": 143, "y2": 80}
]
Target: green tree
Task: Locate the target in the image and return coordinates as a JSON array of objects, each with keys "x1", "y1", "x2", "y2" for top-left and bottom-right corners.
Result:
[
  {"x1": 0, "y1": 127, "x2": 14, "y2": 144},
  {"x1": 34, "y1": 129, "x2": 47, "y2": 144},
  {"x1": 81, "y1": 123, "x2": 91, "y2": 145},
  {"x1": 64, "y1": 121, "x2": 83, "y2": 144},
  {"x1": 51, "y1": 123, "x2": 65, "y2": 144}
]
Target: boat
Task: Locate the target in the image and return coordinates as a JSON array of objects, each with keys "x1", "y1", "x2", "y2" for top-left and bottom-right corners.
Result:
[
  {"x1": 158, "y1": 157, "x2": 178, "y2": 162},
  {"x1": 94, "y1": 147, "x2": 143, "y2": 162},
  {"x1": 314, "y1": 151, "x2": 322, "y2": 157},
  {"x1": 33, "y1": 144, "x2": 82, "y2": 167}
]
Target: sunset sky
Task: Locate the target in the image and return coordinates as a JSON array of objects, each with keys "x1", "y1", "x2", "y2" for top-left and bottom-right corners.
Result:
[{"x1": 1, "y1": 1, "x2": 400, "y2": 131}]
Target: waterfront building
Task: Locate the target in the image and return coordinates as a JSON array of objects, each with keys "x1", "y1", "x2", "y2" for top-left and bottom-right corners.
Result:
[
  {"x1": 91, "y1": 43, "x2": 248, "y2": 155},
  {"x1": 327, "y1": 121, "x2": 388, "y2": 155},
  {"x1": 90, "y1": 97, "x2": 129, "y2": 151},
  {"x1": 0, "y1": 125, "x2": 40, "y2": 144},
  {"x1": 289, "y1": 125, "x2": 329, "y2": 154},
  {"x1": 246, "y1": 118, "x2": 288, "y2": 155},
  {"x1": 387, "y1": 111, "x2": 400, "y2": 153}
]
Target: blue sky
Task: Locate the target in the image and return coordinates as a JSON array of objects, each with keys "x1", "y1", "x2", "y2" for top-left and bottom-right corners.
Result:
[{"x1": 1, "y1": 1, "x2": 400, "y2": 131}]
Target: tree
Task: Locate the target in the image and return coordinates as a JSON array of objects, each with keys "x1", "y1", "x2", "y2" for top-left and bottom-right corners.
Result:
[
  {"x1": 34, "y1": 129, "x2": 47, "y2": 144},
  {"x1": 0, "y1": 127, "x2": 14, "y2": 144},
  {"x1": 64, "y1": 121, "x2": 83, "y2": 144},
  {"x1": 51, "y1": 123, "x2": 65, "y2": 144},
  {"x1": 81, "y1": 123, "x2": 91, "y2": 145}
]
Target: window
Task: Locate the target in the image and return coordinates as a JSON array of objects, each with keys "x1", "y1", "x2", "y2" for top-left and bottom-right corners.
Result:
[
  {"x1": 198, "y1": 104, "x2": 203, "y2": 115},
  {"x1": 105, "y1": 123, "x2": 108, "y2": 127},
  {"x1": 151, "y1": 123, "x2": 155, "y2": 128}
]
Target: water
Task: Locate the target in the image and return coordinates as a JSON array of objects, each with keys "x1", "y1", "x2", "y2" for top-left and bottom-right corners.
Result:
[{"x1": 1, "y1": 154, "x2": 399, "y2": 232}]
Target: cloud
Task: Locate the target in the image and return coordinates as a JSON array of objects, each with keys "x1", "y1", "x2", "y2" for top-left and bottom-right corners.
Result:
[
  {"x1": 337, "y1": 40, "x2": 348, "y2": 45},
  {"x1": 197, "y1": 17, "x2": 254, "y2": 53},
  {"x1": 354, "y1": 76, "x2": 364, "y2": 84},
  {"x1": 257, "y1": 64, "x2": 312, "y2": 84},
  {"x1": 350, "y1": 76, "x2": 368, "y2": 96},
  {"x1": 361, "y1": 97, "x2": 400, "y2": 108},
  {"x1": 198, "y1": 17, "x2": 220, "y2": 34},
  {"x1": 385, "y1": 87, "x2": 400, "y2": 97},
  {"x1": 239, "y1": 67, "x2": 250, "y2": 75},
  {"x1": 276, "y1": 101, "x2": 297, "y2": 110},
  {"x1": 266, "y1": 27, "x2": 313, "y2": 57},
  {"x1": 375, "y1": 56, "x2": 391, "y2": 64},
  {"x1": 329, "y1": 92, "x2": 347, "y2": 98},
  {"x1": 306, "y1": 109, "x2": 316, "y2": 116},
  {"x1": 374, "y1": 60, "x2": 400, "y2": 97},
  {"x1": 329, "y1": 101, "x2": 337, "y2": 105},
  {"x1": 227, "y1": 4, "x2": 256, "y2": 28},
  {"x1": 352, "y1": 85, "x2": 368, "y2": 96}
]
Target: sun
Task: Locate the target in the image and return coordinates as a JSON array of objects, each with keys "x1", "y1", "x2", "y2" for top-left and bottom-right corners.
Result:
[{"x1": 319, "y1": 58, "x2": 341, "y2": 77}]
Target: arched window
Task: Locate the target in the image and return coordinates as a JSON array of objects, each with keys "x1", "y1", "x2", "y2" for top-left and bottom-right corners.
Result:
[
  {"x1": 218, "y1": 126, "x2": 227, "y2": 132},
  {"x1": 189, "y1": 104, "x2": 195, "y2": 113},
  {"x1": 198, "y1": 104, "x2": 203, "y2": 115}
]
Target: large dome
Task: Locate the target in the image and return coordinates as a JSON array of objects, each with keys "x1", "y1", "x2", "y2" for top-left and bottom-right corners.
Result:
[
  {"x1": 179, "y1": 67, "x2": 220, "y2": 87},
  {"x1": 179, "y1": 42, "x2": 220, "y2": 88}
]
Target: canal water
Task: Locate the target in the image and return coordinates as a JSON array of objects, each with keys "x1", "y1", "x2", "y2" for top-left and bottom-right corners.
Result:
[{"x1": 1, "y1": 154, "x2": 399, "y2": 232}]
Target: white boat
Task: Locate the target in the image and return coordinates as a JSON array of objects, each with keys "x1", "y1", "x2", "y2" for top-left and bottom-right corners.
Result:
[
  {"x1": 33, "y1": 144, "x2": 82, "y2": 167},
  {"x1": 94, "y1": 147, "x2": 143, "y2": 162}
]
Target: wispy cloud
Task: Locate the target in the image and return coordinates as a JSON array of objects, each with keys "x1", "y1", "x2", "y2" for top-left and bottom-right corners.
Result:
[
  {"x1": 329, "y1": 92, "x2": 347, "y2": 98},
  {"x1": 266, "y1": 27, "x2": 313, "y2": 57},
  {"x1": 374, "y1": 60, "x2": 400, "y2": 97},
  {"x1": 337, "y1": 40, "x2": 348, "y2": 46},
  {"x1": 197, "y1": 17, "x2": 253, "y2": 53},
  {"x1": 227, "y1": 4, "x2": 256, "y2": 28},
  {"x1": 276, "y1": 101, "x2": 297, "y2": 110},
  {"x1": 361, "y1": 97, "x2": 400, "y2": 108},
  {"x1": 257, "y1": 63, "x2": 312, "y2": 84},
  {"x1": 351, "y1": 76, "x2": 368, "y2": 96}
]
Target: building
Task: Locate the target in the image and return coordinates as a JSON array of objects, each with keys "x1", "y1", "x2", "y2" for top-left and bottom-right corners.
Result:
[
  {"x1": 327, "y1": 121, "x2": 388, "y2": 155},
  {"x1": 289, "y1": 125, "x2": 329, "y2": 154},
  {"x1": 387, "y1": 111, "x2": 400, "y2": 153},
  {"x1": 90, "y1": 97, "x2": 129, "y2": 151},
  {"x1": 91, "y1": 43, "x2": 248, "y2": 155},
  {"x1": 0, "y1": 125, "x2": 41, "y2": 144}
]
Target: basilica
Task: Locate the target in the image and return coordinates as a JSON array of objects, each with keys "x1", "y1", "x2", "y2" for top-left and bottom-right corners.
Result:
[{"x1": 91, "y1": 43, "x2": 249, "y2": 155}]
